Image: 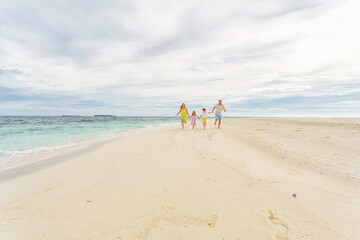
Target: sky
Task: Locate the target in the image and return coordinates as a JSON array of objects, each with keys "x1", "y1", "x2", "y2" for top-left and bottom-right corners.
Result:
[{"x1": 0, "y1": 0, "x2": 359, "y2": 117}]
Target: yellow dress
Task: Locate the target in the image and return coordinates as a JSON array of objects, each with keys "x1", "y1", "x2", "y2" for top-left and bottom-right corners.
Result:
[{"x1": 180, "y1": 109, "x2": 187, "y2": 124}]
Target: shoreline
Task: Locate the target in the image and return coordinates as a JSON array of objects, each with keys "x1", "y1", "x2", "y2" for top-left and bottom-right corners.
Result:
[
  {"x1": 0, "y1": 134, "x2": 120, "y2": 182},
  {"x1": 0, "y1": 121, "x2": 177, "y2": 175},
  {"x1": 0, "y1": 118, "x2": 359, "y2": 239}
]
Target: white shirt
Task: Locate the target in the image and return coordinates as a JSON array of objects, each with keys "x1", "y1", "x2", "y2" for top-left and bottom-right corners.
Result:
[{"x1": 200, "y1": 112, "x2": 207, "y2": 118}]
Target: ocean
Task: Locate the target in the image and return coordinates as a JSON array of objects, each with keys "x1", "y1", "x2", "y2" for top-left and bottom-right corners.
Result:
[{"x1": 0, "y1": 116, "x2": 177, "y2": 171}]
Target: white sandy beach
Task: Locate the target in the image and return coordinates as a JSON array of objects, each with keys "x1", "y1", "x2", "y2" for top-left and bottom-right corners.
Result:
[{"x1": 0, "y1": 118, "x2": 359, "y2": 240}]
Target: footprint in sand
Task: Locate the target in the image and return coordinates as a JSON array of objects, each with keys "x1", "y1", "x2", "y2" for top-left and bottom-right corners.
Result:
[
  {"x1": 201, "y1": 177, "x2": 215, "y2": 183},
  {"x1": 284, "y1": 167, "x2": 303, "y2": 175},
  {"x1": 161, "y1": 203, "x2": 175, "y2": 212},
  {"x1": 43, "y1": 187, "x2": 54, "y2": 192},
  {"x1": 207, "y1": 132, "x2": 216, "y2": 140},
  {"x1": 268, "y1": 210, "x2": 289, "y2": 240}
]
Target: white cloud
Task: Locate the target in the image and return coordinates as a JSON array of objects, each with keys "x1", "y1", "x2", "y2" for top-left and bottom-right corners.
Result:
[{"x1": 0, "y1": 0, "x2": 359, "y2": 116}]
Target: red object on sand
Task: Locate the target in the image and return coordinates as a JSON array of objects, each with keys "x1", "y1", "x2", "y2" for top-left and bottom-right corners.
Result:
[{"x1": 293, "y1": 194, "x2": 296, "y2": 197}]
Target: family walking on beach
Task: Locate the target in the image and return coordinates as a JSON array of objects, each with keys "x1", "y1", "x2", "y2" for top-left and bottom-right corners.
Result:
[{"x1": 175, "y1": 100, "x2": 226, "y2": 129}]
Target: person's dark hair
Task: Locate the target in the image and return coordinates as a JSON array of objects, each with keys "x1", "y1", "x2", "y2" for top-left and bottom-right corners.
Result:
[
  {"x1": 219, "y1": 99, "x2": 222, "y2": 101},
  {"x1": 202, "y1": 108, "x2": 205, "y2": 111}
]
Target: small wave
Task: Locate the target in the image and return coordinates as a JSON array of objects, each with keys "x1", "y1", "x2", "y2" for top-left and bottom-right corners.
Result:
[
  {"x1": 0, "y1": 143, "x2": 78, "y2": 156},
  {"x1": 27, "y1": 126, "x2": 59, "y2": 131}
]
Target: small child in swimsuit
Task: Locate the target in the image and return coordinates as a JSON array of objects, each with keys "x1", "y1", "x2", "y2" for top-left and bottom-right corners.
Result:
[
  {"x1": 200, "y1": 108, "x2": 212, "y2": 129},
  {"x1": 190, "y1": 111, "x2": 200, "y2": 129}
]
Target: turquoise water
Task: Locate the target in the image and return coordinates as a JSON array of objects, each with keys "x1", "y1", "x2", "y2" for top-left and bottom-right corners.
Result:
[{"x1": 0, "y1": 116, "x2": 176, "y2": 168}]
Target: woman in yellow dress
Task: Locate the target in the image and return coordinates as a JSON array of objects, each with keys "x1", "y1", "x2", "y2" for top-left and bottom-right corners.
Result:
[{"x1": 175, "y1": 103, "x2": 190, "y2": 129}]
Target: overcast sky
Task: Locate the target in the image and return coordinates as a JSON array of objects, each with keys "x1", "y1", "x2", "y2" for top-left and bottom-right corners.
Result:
[{"x1": 0, "y1": 0, "x2": 359, "y2": 116}]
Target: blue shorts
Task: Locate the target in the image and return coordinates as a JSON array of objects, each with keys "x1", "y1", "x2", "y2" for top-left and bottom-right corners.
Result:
[{"x1": 215, "y1": 114, "x2": 222, "y2": 121}]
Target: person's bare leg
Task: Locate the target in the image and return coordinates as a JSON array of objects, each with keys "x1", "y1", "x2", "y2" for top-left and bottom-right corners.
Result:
[
  {"x1": 214, "y1": 119, "x2": 217, "y2": 125},
  {"x1": 181, "y1": 120, "x2": 184, "y2": 129},
  {"x1": 218, "y1": 120, "x2": 221, "y2": 129}
]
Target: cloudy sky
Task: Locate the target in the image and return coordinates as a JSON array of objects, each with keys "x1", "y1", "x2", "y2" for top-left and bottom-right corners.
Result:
[{"x1": 0, "y1": 0, "x2": 359, "y2": 116}]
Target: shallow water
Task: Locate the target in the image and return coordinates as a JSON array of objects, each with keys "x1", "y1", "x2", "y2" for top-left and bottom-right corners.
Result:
[{"x1": 0, "y1": 116, "x2": 176, "y2": 170}]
